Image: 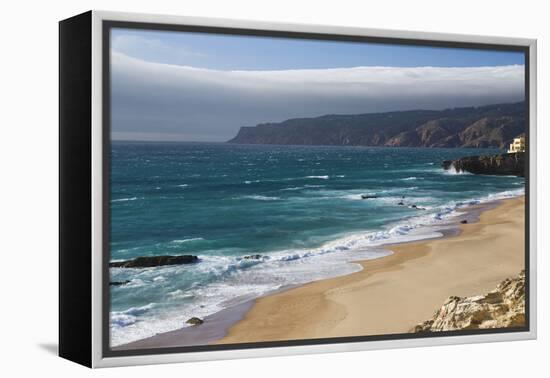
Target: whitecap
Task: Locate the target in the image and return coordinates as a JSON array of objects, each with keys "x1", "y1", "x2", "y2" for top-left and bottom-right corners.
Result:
[
  {"x1": 109, "y1": 188, "x2": 525, "y2": 346},
  {"x1": 241, "y1": 195, "x2": 281, "y2": 201},
  {"x1": 110, "y1": 303, "x2": 156, "y2": 328},
  {"x1": 305, "y1": 175, "x2": 329, "y2": 179},
  {"x1": 166, "y1": 289, "x2": 194, "y2": 299},
  {"x1": 442, "y1": 164, "x2": 472, "y2": 175},
  {"x1": 171, "y1": 237, "x2": 204, "y2": 244},
  {"x1": 111, "y1": 197, "x2": 138, "y2": 203},
  {"x1": 110, "y1": 313, "x2": 137, "y2": 328}
]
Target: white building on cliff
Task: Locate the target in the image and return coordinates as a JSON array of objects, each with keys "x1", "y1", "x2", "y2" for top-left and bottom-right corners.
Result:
[{"x1": 508, "y1": 136, "x2": 525, "y2": 153}]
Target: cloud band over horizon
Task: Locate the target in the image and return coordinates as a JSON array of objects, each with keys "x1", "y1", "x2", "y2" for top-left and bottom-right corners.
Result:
[{"x1": 111, "y1": 52, "x2": 525, "y2": 142}]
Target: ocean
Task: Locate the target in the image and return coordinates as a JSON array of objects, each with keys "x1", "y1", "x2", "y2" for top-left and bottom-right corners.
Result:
[{"x1": 109, "y1": 142, "x2": 524, "y2": 346}]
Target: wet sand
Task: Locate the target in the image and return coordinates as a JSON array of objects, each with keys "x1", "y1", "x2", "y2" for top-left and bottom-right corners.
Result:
[
  {"x1": 114, "y1": 196, "x2": 525, "y2": 349},
  {"x1": 218, "y1": 196, "x2": 525, "y2": 344}
]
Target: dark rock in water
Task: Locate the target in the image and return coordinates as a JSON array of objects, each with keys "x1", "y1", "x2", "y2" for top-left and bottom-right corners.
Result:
[
  {"x1": 109, "y1": 280, "x2": 131, "y2": 286},
  {"x1": 242, "y1": 254, "x2": 263, "y2": 260},
  {"x1": 398, "y1": 201, "x2": 405, "y2": 206},
  {"x1": 186, "y1": 317, "x2": 204, "y2": 326},
  {"x1": 361, "y1": 194, "x2": 378, "y2": 199},
  {"x1": 109, "y1": 255, "x2": 199, "y2": 268},
  {"x1": 442, "y1": 152, "x2": 524, "y2": 177},
  {"x1": 410, "y1": 204, "x2": 417, "y2": 208},
  {"x1": 460, "y1": 220, "x2": 468, "y2": 224}
]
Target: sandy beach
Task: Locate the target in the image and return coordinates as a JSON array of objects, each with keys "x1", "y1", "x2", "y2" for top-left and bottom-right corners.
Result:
[
  {"x1": 217, "y1": 196, "x2": 525, "y2": 344},
  {"x1": 115, "y1": 196, "x2": 525, "y2": 350}
]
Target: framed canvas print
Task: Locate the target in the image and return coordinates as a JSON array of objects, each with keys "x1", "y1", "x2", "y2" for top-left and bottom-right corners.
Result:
[{"x1": 59, "y1": 10, "x2": 537, "y2": 368}]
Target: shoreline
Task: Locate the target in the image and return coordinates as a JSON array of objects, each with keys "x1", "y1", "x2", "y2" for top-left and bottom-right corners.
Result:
[
  {"x1": 218, "y1": 196, "x2": 525, "y2": 344},
  {"x1": 115, "y1": 195, "x2": 524, "y2": 349}
]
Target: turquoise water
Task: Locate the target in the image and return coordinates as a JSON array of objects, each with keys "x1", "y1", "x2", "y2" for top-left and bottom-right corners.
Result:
[{"x1": 109, "y1": 142, "x2": 524, "y2": 346}]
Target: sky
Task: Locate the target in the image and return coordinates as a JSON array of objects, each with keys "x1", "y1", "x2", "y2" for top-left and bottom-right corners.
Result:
[{"x1": 110, "y1": 28, "x2": 525, "y2": 142}]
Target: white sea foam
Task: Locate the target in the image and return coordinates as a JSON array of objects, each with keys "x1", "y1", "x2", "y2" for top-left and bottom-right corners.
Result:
[
  {"x1": 485, "y1": 188, "x2": 525, "y2": 201},
  {"x1": 305, "y1": 175, "x2": 329, "y2": 179},
  {"x1": 171, "y1": 237, "x2": 204, "y2": 244},
  {"x1": 110, "y1": 303, "x2": 156, "y2": 328},
  {"x1": 280, "y1": 186, "x2": 305, "y2": 191},
  {"x1": 109, "y1": 187, "x2": 525, "y2": 347},
  {"x1": 442, "y1": 164, "x2": 472, "y2": 175},
  {"x1": 109, "y1": 243, "x2": 392, "y2": 345},
  {"x1": 110, "y1": 313, "x2": 137, "y2": 328},
  {"x1": 241, "y1": 195, "x2": 281, "y2": 201},
  {"x1": 111, "y1": 197, "x2": 138, "y2": 203},
  {"x1": 314, "y1": 187, "x2": 420, "y2": 202},
  {"x1": 109, "y1": 203, "x2": 443, "y2": 346},
  {"x1": 341, "y1": 194, "x2": 366, "y2": 200},
  {"x1": 125, "y1": 278, "x2": 146, "y2": 288},
  {"x1": 167, "y1": 289, "x2": 194, "y2": 299}
]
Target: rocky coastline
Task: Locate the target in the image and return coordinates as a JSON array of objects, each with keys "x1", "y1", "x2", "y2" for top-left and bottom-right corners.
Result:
[
  {"x1": 442, "y1": 152, "x2": 524, "y2": 177},
  {"x1": 228, "y1": 102, "x2": 525, "y2": 148},
  {"x1": 414, "y1": 270, "x2": 525, "y2": 332}
]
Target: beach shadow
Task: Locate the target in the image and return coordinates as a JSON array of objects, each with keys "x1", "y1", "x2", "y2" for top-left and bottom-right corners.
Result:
[{"x1": 38, "y1": 343, "x2": 58, "y2": 356}]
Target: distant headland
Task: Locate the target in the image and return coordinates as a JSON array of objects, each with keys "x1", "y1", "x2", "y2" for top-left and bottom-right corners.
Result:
[{"x1": 228, "y1": 101, "x2": 525, "y2": 149}]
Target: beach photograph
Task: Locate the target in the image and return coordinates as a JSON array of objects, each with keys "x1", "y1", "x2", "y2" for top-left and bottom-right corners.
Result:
[{"x1": 107, "y1": 28, "x2": 527, "y2": 351}]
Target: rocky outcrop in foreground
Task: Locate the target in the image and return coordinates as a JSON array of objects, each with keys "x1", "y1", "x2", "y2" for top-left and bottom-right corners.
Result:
[
  {"x1": 414, "y1": 270, "x2": 525, "y2": 332},
  {"x1": 109, "y1": 255, "x2": 198, "y2": 268},
  {"x1": 442, "y1": 152, "x2": 524, "y2": 177}
]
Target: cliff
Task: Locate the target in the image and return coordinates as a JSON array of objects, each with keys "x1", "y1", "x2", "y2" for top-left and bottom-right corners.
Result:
[
  {"x1": 442, "y1": 152, "x2": 525, "y2": 177},
  {"x1": 413, "y1": 270, "x2": 525, "y2": 332},
  {"x1": 228, "y1": 102, "x2": 525, "y2": 148}
]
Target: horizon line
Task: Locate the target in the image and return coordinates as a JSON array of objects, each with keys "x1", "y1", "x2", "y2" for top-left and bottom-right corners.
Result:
[{"x1": 111, "y1": 99, "x2": 525, "y2": 143}]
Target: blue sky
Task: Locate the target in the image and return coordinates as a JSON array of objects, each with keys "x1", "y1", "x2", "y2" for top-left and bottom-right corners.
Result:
[
  {"x1": 112, "y1": 28, "x2": 524, "y2": 70},
  {"x1": 110, "y1": 28, "x2": 525, "y2": 141}
]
